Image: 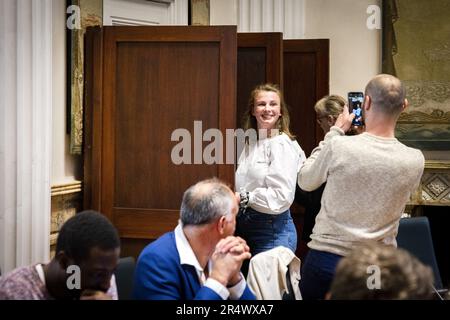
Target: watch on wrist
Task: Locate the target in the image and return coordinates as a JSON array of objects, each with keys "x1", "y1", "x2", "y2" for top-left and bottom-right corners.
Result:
[{"x1": 239, "y1": 191, "x2": 249, "y2": 209}]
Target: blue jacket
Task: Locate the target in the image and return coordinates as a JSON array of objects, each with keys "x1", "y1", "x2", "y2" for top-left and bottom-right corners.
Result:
[{"x1": 133, "y1": 232, "x2": 256, "y2": 300}]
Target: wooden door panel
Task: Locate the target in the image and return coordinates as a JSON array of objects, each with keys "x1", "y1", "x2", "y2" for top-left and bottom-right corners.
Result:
[
  {"x1": 284, "y1": 39, "x2": 329, "y2": 157},
  {"x1": 283, "y1": 39, "x2": 329, "y2": 259},
  {"x1": 85, "y1": 26, "x2": 237, "y2": 240},
  {"x1": 284, "y1": 51, "x2": 318, "y2": 156},
  {"x1": 84, "y1": 27, "x2": 104, "y2": 211},
  {"x1": 113, "y1": 208, "x2": 179, "y2": 239},
  {"x1": 237, "y1": 48, "x2": 266, "y2": 127},
  {"x1": 115, "y1": 42, "x2": 219, "y2": 209},
  {"x1": 237, "y1": 33, "x2": 283, "y2": 129}
]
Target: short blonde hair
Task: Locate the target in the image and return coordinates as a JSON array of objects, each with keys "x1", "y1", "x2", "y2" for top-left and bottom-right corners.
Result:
[{"x1": 314, "y1": 95, "x2": 346, "y2": 118}]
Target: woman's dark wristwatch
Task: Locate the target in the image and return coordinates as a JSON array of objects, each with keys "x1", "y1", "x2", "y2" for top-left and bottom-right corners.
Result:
[{"x1": 239, "y1": 191, "x2": 250, "y2": 209}]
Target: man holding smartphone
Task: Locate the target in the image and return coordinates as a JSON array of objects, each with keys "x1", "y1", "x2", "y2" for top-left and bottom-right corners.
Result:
[
  {"x1": 297, "y1": 74, "x2": 425, "y2": 300},
  {"x1": 347, "y1": 92, "x2": 365, "y2": 135}
]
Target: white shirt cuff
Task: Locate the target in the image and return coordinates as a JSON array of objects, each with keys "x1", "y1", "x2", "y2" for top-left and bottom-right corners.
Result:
[
  {"x1": 204, "y1": 278, "x2": 230, "y2": 300},
  {"x1": 228, "y1": 273, "x2": 246, "y2": 300},
  {"x1": 247, "y1": 191, "x2": 254, "y2": 206}
]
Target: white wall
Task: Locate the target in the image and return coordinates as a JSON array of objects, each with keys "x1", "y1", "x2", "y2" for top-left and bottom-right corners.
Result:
[
  {"x1": 211, "y1": 0, "x2": 305, "y2": 39},
  {"x1": 304, "y1": 0, "x2": 382, "y2": 97},
  {"x1": 210, "y1": 0, "x2": 238, "y2": 25},
  {"x1": 210, "y1": 0, "x2": 382, "y2": 96},
  {"x1": 52, "y1": 0, "x2": 81, "y2": 185}
]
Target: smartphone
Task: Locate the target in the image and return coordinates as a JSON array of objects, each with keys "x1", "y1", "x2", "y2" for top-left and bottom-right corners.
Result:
[{"x1": 348, "y1": 92, "x2": 364, "y2": 126}]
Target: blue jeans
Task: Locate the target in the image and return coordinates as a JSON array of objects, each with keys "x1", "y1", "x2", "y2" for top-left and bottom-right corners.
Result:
[
  {"x1": 236, "y1": 207, "x2": 297, "y2": 257},
  {"x1": 299, "y1": 249, "x2": 343, "y2": 300}
]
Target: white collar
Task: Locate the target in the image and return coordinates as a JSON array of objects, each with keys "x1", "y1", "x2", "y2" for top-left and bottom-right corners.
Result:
[{"x1": 174, "y1": 223, "x2": 211, "y2": 278}]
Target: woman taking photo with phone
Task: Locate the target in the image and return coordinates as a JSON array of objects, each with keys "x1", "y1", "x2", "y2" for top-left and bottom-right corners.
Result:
[
  {"x1": 235, "y1": 83, "x2": 306, "y2": 258},
  {"x1": 295, "y1": 95, "x2": 346, "y2": 259}
]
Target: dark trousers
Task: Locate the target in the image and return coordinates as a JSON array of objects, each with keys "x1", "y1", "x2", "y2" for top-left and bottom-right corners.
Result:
[{"x1": 299, "y1": 249, "x2": 343, "y2": 300}]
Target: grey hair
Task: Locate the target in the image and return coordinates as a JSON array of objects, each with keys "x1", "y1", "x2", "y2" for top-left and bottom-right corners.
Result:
[
  {"x1": 180, "y1": 178, "x2": 234, "y2": 226},
  {"x1": 365, "y1": 74, "x2": 406, "y2": 116}
]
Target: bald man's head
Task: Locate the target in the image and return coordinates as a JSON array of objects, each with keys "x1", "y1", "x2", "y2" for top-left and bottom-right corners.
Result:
[{"x1": 365, "y1": 74, "x2": 406, "y2": 117}]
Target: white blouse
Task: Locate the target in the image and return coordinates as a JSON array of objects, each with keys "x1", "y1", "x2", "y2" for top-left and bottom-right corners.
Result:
[{"x1": 235, "y1": 133, "x2": 306, "y2": 214}]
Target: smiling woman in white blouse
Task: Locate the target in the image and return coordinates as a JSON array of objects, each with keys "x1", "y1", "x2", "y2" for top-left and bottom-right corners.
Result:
[{"x1": 235, "y1": 83, "x2": 306, "y2": 258}]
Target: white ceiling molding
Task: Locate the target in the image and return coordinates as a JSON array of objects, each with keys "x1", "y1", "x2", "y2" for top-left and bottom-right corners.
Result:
[{"x1": 104, "y1": 0, "x2": 187, "y2": 26}]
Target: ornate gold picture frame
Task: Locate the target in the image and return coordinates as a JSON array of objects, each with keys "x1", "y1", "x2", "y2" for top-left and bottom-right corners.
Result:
[
  {"x1": 68, "y1": 0, "x2": 102, "y2": 154},
  {"x1": 383, "y1": 0, "x2": 450, "y2": 150}
]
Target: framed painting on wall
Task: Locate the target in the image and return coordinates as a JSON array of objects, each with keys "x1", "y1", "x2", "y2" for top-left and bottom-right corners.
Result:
[
  {"x1": 383, "y1": 0, "x2": 450, "y2": 150},
  {"x1": 66, "y1": 0, "x2": 102, "y2": 155}
]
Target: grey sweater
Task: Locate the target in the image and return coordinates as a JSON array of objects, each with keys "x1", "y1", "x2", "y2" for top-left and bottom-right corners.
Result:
[{"x1": 298, "y1": 126, "x2": 424, "y2": 256}]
